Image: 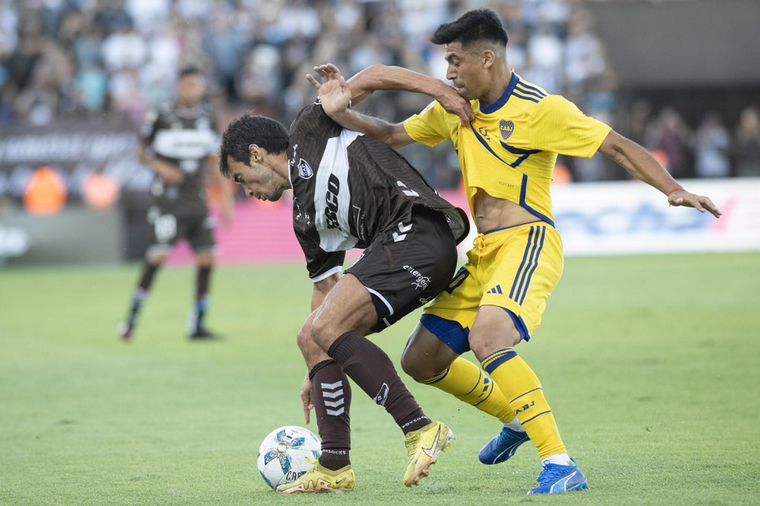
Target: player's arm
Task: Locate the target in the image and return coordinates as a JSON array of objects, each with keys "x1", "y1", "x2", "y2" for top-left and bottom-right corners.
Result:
[
  {"x1": 208, "y1": 151, "x2": 235, "y2": 224},
  {"x1": 531, "y1": 95, "x2": 720, "y2": 218},
  {"x1": 139, "y1": 111, "x2": 185, "y2": 184},
  {"x1": 306, "y1": 63, "x2": 470, "y2": 149},
  {"x1": 343, "y1": 63, "x2": 473, "y2": 124},
  {"x1": 598, "y1": 131, "x2": 721, "y2": 217},
  {"x1": 306, "y1": 65, "x2": 412, "y2": 149},
  {"x1": 207, "y1": 113, "x2": 234, "y2": 224}
]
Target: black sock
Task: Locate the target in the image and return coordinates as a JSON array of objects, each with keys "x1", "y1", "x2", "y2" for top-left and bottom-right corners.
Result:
[
  {"x1": 328, "y1": 331, "x2": 430, "y2": 435},
  {"x1": 138, "y1": 262, "x2": 159, "y2": 291},
  {"x1": 310, "y1": 360, "x2": 351, "y2": 470},
  {"x1": 194, "y1": 266, "x2": 211, "y2": 330},
  {"x1": 128, "y1": 263, "x2": 159, "y2": 324}
]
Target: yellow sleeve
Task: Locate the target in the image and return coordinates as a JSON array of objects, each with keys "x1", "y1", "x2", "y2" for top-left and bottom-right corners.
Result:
[
  {"x1": 528, "y1": 95, "x2": 612, "y2": 158},
  {"x1": 402, "y1": 100, "x2": 454, "y2": 148}
]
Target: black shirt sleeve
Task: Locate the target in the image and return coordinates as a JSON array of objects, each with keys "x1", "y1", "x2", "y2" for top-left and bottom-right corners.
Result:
[{"x1": 290, "y1": 102, "x2": 340, "y2": 137}]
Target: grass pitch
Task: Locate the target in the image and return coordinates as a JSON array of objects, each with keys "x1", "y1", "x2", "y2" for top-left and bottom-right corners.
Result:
[{"x1": 1, "y1": 253, "x2": 759, "y2": 505}]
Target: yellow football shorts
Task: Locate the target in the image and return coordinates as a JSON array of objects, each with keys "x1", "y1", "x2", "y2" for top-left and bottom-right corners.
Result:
[{"x1": 422, "y1": 222, "x2": 563, "y2": 346}]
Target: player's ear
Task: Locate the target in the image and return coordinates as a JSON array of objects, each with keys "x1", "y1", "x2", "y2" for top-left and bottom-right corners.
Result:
[
  {"x1": 481, "y1": 49, "x2": 496, "y2": 69},
  {"x1": 249, "y1": 143, "x2": 263, "y2": 164}
]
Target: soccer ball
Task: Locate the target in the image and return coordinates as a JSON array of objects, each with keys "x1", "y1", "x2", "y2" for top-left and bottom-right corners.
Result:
[{"x1": 257, "y1": 426, "x2": 321, "y2": 489}]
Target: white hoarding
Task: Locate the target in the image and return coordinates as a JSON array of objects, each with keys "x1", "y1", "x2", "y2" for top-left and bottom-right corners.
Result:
[{"x1": 552, "y1": 178, "x2": 760, "y2": 256}]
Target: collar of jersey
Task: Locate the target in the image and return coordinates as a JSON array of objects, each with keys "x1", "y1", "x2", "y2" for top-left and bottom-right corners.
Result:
[{"x1": 478, "y1": 71, "x2": 519, "y2": 115}]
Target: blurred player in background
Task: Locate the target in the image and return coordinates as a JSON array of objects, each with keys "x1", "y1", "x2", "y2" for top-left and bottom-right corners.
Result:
[
  {"x1": 308, "y1": 8, "x2": 721, "y2": 495},
  {"x1": 119, "y1": 67, "x2": 234, "y2": 341},
  {"x1": 219, "y1": 92, "x2": 470, "y2": 492}
]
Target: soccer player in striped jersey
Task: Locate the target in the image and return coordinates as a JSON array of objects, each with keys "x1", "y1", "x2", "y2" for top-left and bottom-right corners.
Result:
[
  {"x1": 307, "y1": 8, "x2": 720, "y2": 495},
  {"x1": 219, "y1": 95, "x2": 471, "y2": 492},
  {"x1": 119, "y1": 67, "x2": 233, "y2": 341}
]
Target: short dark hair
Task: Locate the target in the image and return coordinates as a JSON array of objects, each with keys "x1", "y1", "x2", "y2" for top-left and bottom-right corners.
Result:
[
  {"x1": 431, "y1": 9, "x2": 508, "y2": 48},
  {"x1": 219, "y1": 114, "x2": 289, "y2": 177},
  {"x1": 179, "y1": 66, "x2": 203, "y2": 79}
]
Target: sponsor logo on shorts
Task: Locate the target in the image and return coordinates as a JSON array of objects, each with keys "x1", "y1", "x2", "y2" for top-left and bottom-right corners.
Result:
[{"x1": 403, "y1": 264, "x2": 430, "y2": 291}]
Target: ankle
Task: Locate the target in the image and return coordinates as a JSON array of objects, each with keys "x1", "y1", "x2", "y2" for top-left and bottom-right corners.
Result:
[
  {"x1": 542, "y1": 453, "x2": 573, "y2": 466},
  {"x1": 319, "y1": 448, "x2": 350, "y2": 470},
  {"x1": 505, "y1": 418, "x2": 525, "y2": 432}
]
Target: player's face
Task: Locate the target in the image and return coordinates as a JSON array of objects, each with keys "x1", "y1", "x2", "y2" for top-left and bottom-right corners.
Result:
[
  {"x1": 226, "y1": 155, "x2": 288, "y2": 202},
  {"x1": 178, "y1": 74, "x2": 206, "y2": 106},
  {"x1": 444, "y1": 42, "x2": 487, "y2": 100}
]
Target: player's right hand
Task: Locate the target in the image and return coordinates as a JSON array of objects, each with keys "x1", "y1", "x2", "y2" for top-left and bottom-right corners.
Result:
[
  {"x1": 668, "y1": 190, "x2": 722, "y2": 218},
  {"x1": 301, "y1": 376, "x2": 313, "y2": 424}
]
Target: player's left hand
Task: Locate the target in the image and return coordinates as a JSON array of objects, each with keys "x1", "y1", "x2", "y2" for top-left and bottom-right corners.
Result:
[
  {"x1": 300, "y1": 376, "x2": 313, "y2": 424},
  {"x1": 435, "y1": 85, "x2": 474, "y2": 126},
  {"x1": 306, "y1": 63, "x2": 352, "y2": 117},
  {"x1": 668, "y1": 190, "x2": 722, "y2": 218}
]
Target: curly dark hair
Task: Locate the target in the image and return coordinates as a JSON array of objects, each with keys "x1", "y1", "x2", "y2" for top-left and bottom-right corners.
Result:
[
  {"x1": 431, "y1": 9, "x2": 508, "y2": 48},
  {"x1": 219, "y1": 114, "x2": 289, "y2": 177}
]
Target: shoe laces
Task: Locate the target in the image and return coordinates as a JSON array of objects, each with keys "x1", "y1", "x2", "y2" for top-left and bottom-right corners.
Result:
[
  {"x1": 537, "y1": 463, "x2": 568, "y2": 485},
  {"x1": 495, "y1": 427, "x2": 512, "y2": 445}
]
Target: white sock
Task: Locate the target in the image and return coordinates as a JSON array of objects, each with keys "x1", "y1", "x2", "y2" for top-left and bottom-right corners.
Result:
[
  {"x1": 543, "y1": 453, "x2": 573, "y2": 466},
  {"x1": 505, "y1": 418, "x2": 525, "y2": 433}
]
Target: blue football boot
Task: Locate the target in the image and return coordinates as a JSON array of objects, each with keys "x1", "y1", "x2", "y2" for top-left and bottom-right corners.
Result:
[
  {"x1": 527, "y1": 460, "x2": 589, "y2": 495},
  {"x1": 478, "y1": 426, "x2": 530, "y2": 465}
]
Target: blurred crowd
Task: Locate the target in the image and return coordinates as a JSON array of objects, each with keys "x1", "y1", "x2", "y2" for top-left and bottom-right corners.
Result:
[{"x1": 1, "y1": 0, "x2": 759, "y2": 187}]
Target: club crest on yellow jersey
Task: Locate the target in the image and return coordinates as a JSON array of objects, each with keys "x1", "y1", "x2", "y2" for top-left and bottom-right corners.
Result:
[{"x1": 499, "y1": 120, "x2": 515, "y2": 140}]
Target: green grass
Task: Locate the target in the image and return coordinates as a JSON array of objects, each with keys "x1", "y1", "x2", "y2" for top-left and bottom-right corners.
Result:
[{"x1": 1, "y1": 253, "x2": 759, "y2": 505}]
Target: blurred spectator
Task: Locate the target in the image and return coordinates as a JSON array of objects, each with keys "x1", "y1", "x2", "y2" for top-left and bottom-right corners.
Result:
[
  {"x1": 93, "y1": 0, "x2": 133, "y2": 34},
  {"x1": 524, "y1": 17, "x2": 563, "y2": 93},
  {"x1": 205, "y1": 12, "x2": 247, "y2": 100},
  {"x1": 563, "y1": 9, "x2": 606, "y2": 100},
  {"x1": 627, "y1": 99, "x2": 652, "y2": 145},
  {"x1": 646, "y1": 108, "x2": 693, "y2": 179},
  {"x1": 734, "y1": 106, "x2": 760, "y2": 177},
  {"x1": 694, "y1": 114, "x2": 730, "y2": 178},
  {"x1": 0, "y1": 1, "x2": 19, "y2": 61},
  {"x1": 1, "y1": 0, "x2": 751, "y2": 189},
  {"x1": 6, "y1": 14, "x2": 46, "y2": 92},
  {"x1": 101, "y1": 24, "x2": 146, "y2": 72}
]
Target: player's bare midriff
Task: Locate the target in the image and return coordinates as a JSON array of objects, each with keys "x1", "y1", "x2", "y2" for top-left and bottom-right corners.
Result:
[{"x1": 473, "y1": 188, "x2": 541, "y2": 233}]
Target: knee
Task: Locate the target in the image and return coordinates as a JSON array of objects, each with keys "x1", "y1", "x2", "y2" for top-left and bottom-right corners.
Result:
[
  {"x1": 310, "y1": 312, "x2": 338, "y2": 351},
  {"x1": 196, "y1": 253, "x2": 214, "y2": 268},
  {"x1": 296, "y1": 322, "x2": 313, "y2": 353},
  {"x1": 467, "y1": 334, "x2": 489, "y2": 359},
  {"x1": 400, "y1": 346, "x2": 446, "y2": 382},
  {"x1": 469, "y1": 326, "x2": 521, "y2": 359},
  {"x1": 399, "y1": 350, "x2": 420, "y2": 379},
  {"x1": 146, "y1": 252, "x2": 168, "y2": 266},
  {"x1": 297, "y1": 321, "x2": 326, "y2": 364}
]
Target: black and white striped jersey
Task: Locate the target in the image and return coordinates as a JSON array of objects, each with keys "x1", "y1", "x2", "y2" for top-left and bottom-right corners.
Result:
[
  {"x1": 288, "y1": 103, "x2": 469, "y2": 282},
  {"x1": 141, "y1": 102, "x2": 219, "y2": 214}
]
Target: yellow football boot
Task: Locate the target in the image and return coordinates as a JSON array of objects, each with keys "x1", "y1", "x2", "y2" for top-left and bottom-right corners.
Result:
[
  {"x1": 276, "y1": 463, "x2": 355, "y2": 494},
  {"x1": 403, "y1": 421, "x2": 454, "y2": 487}
]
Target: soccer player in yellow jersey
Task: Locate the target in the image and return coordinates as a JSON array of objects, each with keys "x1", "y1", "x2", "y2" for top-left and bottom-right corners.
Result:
[{"x1": 306, "y1": 8, "x2": 721, "y2": 495}]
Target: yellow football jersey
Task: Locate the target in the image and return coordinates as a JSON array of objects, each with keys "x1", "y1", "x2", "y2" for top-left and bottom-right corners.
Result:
[{"x1": 403, "y1": 72, "x2": 611, "y2": 225}]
